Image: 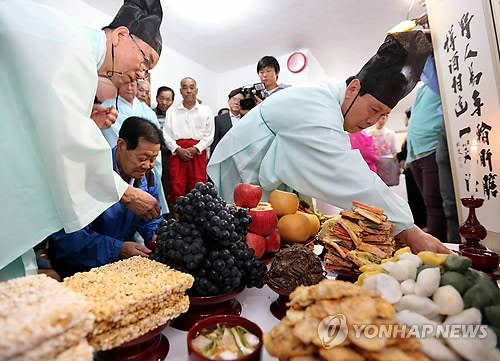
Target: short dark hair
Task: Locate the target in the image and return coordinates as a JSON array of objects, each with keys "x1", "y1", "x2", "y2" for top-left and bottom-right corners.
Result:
[
  {"x1": 257, "y1": 56, "x2": 280, "y2": 74},
  {"x1": 405, "y1": 108, "x2": 411, "y2": 119},
  {"x1": 119, "y1": 116, "x2": 164, "y2": 150},
  {"x1": 345, "y1": 76, "x2": 368, "y2": 96},
  {"x1": 156, "y1": 86, "x2": 175, "y2": 100},
  {"x1": 228, "y1": 88, "x2": 242, "y2": 99}
]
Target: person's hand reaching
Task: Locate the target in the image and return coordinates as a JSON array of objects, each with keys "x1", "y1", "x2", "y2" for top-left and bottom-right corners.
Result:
[
  {"x1": 119, "y1": 241, "x2": 152, "y2": 259},
  {"x1": 396, "y1": 226, "x2": 451, "y2": 254},
  {"x1": 121, "y1": 186, "x2": 161, "y2": 220},
  {"x1": 91, "y1": 104, "x2": 118, "y2": 130}
]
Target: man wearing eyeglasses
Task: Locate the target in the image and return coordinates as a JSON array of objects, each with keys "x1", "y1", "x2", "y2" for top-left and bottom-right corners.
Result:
[{"x1": 0, "y1": 0, "x2": 164, "y2": 280}]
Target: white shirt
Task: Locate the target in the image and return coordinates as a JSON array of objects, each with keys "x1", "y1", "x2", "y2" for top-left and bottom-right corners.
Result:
[
  {"x1": 230, "y1": 112, "x2": 241, "y2": 127},
  {"x1": 163, "y1": 102, "x2": 214, "y2": 153}
]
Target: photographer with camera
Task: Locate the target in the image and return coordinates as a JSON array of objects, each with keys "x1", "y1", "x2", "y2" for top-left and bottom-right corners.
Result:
[
  {"x1": 256, "y1": 56, "x2": 290, "y2": 101},
  {"x1": 236, "y1": 56, "x2": 291, "y2": 114}
]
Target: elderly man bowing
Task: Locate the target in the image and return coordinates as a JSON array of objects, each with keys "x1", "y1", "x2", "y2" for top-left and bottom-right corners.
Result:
[
  {"x1": 0, "y1": 0, "x2": 163, "y2": 279},
  {"x1": 49, "y1": 117, "x2": 163, "y2": 278}
]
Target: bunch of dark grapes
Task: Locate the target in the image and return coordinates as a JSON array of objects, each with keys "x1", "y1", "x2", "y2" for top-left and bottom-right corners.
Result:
[
  {"x1": 228, "y1": 206, "x2": 253, "y2": 240},
  {"x1": 174, "y1": 182, "x2": 251, "y2": 247},
  {"x1": 152, "y1": 182, "x2": 264, "y2": 296},
  {"x1": 151, "y1": 219, "x2": 206, "y2": 273},
  {"x1": 230, "y1": 241, "x2": 265, "y2": 288},
  {"x1": 192, "y1": 249, "x2": 242, "y2": 295}
]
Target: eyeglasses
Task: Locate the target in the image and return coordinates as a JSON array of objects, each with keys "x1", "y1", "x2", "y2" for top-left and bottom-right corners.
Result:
[{"x1": 130, "y1": 35, "x2": 151, "y2": 80}]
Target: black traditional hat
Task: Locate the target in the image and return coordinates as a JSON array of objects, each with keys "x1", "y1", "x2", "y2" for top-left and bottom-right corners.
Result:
[
  {"x1": 105, "y1": 0, "x2": 163, "y2": 56},
  {"x1": 355, "y1": 30, "x2": 432, "y2": 108}
]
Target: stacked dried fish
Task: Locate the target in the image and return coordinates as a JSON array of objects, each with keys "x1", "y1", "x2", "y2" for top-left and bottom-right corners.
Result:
[
  {"x1": 63, "y1": 256, "x2": 194, "y2": 350},
  {"x1": 0, "y1": 274, "x2": 94, "y2": 361},
  {"x1": 319, "y1": 201, "x2": 395, "y2": 270},
  {"x1": 264, "y1": 279, "x2": 429, "y2": 361}
]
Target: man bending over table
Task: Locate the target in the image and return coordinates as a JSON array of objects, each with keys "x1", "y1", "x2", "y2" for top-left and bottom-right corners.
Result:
[{"x1": 49, "y1": 117, "x2": 163, "y2": 278}]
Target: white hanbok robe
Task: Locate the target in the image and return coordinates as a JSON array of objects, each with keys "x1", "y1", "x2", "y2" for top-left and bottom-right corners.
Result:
[
  {"x1": 101, "y1": 96, "x2": 168, "y2": 213},
  {"x1": 207, "y1": 80, "x2": 413, "y2": 234},
  {"x1": 0, "y1": 0, "x2": 128, "y2": 271}
]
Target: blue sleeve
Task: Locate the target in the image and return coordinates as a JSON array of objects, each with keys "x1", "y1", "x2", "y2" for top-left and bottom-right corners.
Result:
[
  {"x1": 420, "y1": 56, "x2": 440, "y2": 97},
  {"x1": 51, "y1": 225, "x2": 123, "y2": 268},
  {"x1": 145, "y1": 106, "x2": 161, "y2": 129},
  {"x1": 136, "y1": 179, "x2": 162, "y2": 241}
]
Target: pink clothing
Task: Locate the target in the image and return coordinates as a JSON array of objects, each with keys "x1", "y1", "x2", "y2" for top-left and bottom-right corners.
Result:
[
  {"x1": 368, "y1": 126, "x2": 398, "y2": 157},
  {"x1": 349, "y1": 131, "x2": 379, "y2": 172}
]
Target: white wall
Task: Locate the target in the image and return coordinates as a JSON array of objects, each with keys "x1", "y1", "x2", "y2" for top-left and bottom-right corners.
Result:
[
  {"x1": 149, "y1": 48, "x2": 218, "y2": 112},
  {"x1": 37, "y1": 0, "x2": 111, "y2": 28},
  {"x1": 214, "y1": 48, "x2": 328, "y2": 111}
]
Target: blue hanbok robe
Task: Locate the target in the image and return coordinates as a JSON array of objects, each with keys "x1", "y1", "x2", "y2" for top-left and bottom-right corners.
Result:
[
  {"x1": 207, "y1": 79, "x2": 413, "y2": 234},
  {"x1": 50, "y1": 148, "x2": 162, "y2": 271},
  {"x1": 101, "y1": 96, "x2": 168, "y2": 213},
  {"x1": 0, "y1": 0, "x2": 130, "y2": 275}
]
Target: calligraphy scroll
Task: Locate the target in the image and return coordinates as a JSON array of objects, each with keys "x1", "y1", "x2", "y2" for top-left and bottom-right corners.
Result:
[{"x1": 427, "y1": 0, "x2": 500, "y2": 234}]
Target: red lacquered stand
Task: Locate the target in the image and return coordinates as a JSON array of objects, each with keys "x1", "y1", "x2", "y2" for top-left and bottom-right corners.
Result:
[
  {"x1": 267, "y1": 283, "x2": 292, "y2": 320},
  {"x1": 458, "y1": 197, "x2": 500, "y2": 280},
  {"x1": 94, "y1": 323, "x2": 169, "y2": 361},
  {"x1": 170, "y1": 285, "x2": 245, "y2": 331},
  {"x1": 458, "y1": 197, "x2": 487, "y2": 251}
]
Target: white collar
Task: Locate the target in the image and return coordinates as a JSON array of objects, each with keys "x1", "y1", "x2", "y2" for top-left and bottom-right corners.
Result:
[
  {"x1": 96, "y1": 30, "x2": 107, "y2": 69},
  {"x1": 178, "y1": 102, "x2": 198, "y2": 111}
]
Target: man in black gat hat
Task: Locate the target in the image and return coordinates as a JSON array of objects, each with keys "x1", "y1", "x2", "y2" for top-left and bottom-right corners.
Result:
[
  {"x1": 0, "y1": 0, "x2": 164, "y2": 280},
  {"x1": 101, "y1": 0, "x2": 163, "y2": 88},
  {"x1": 208, "y1": 30, "x2": 450, "y2": 254},
  {"x1": 342, "y1": 30, "x2": 431, "y2": 130}
]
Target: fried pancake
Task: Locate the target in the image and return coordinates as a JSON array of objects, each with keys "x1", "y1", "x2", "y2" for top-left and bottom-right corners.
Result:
[{"x1": 319, "y1": 346, "x2": 365, "y2": 361}]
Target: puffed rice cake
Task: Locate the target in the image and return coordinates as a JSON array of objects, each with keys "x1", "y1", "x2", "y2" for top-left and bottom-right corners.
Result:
[{"x1": 0, "y1": 274, "x2": 94, "y2": 360}]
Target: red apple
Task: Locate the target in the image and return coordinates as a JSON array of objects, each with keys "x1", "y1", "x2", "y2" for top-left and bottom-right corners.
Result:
[
  {"x1": 146, "y1": 240, "x2": 157, "y2": 251},
  {"x1": 265, "y1": 228, "x2": 281, "y2": 253},
  {"x1": 246, "y1": 232, "x2": 266, "y2": 259},
  {"x1": 234, "y1": 183, "x2": 262, "y2": 208},
  {"x1": 248, "y1": 204, "x2": 278, "y2": 236}
]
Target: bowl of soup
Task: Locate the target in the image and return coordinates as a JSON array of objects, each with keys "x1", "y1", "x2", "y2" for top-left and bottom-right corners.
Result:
[{"x1": 187, "y1": 315, "x2": 263, "y2": 361}]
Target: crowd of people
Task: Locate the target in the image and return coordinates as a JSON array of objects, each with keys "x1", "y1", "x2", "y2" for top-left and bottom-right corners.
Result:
[
  {"x1": 2, "y1": 0, "x2": 452, "y2": 281},
  {"x1": 48, "y1": 51, "x2": 292, "y2": 277}
]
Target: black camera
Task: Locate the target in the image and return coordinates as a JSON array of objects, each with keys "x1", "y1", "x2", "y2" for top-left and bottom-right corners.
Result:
[{"x1": 239, "y1": 82, "x2": 265, "y2": 111}]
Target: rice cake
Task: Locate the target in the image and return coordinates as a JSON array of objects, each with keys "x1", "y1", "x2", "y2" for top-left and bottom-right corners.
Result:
[
  {"x1": 7, "y1": 320, "x2": 93, "y2": 361},
  {"x1": 92, "y1": 292, "x2": 186, "y2": 336},
  {"x1": 54, "y1": 340, "x2": 93, "y2": 361},
  {"x1": 89, "y1": 295, "x2": 189, "y2": 350},
  {"x1": 0, "y1": 274, "x2": 94, "y2": 360},
  {"x1": 63, "y1": 257, "x2": 194, "y2": 323}
]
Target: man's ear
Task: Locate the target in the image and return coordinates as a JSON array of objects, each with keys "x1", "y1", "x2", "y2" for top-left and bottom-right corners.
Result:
[
  {"x1": 345, "y1": 78, "x2": 361, "y2": 100},
  {"x1": 111, "y1": 26, "x2": 130, "y2": 46},
  {"x1": 116, "y1": 138, "x2": 126, "y2": 150}
]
